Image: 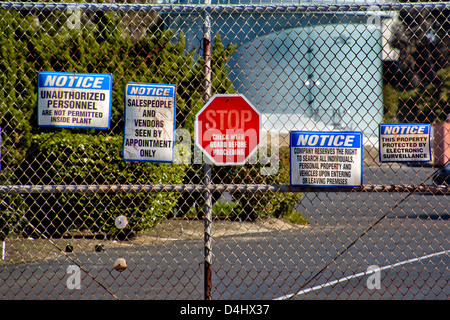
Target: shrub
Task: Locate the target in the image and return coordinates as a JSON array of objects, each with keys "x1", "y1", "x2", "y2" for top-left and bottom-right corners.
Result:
[
  {"x1": 384, "y1": 67, "x2": 450, "y2": 124},
  {"x1": 227, "y1": 146, "x2": 302, "y2": 221},
  {"x1": 176, "y1": 146, "x2": 303, "y2": 222},
  {"x1": 0, "y1": 8, "x2": 303, "y2": 239},
  {"x1": 17, "y1": 132, "x2": 186, "y2": 238}
]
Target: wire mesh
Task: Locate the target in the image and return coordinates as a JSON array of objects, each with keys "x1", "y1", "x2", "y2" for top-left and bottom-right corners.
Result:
[{"x1": 0, "y1": 1, "x2": 449, "y2": 300}]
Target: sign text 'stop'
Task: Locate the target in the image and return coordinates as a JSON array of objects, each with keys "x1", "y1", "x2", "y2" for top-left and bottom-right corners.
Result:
[{"x1": 195, "y1": 94, "x2": 261, "y2": 165}]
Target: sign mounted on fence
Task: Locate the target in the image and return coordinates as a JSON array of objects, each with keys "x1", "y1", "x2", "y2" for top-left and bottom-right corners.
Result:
[
  {"x1": 122, "y1": 83, "x2": 176, "y2": 163},
  {"x1": 290, "y1": 131, "x2": 363, "y2": 187},
  {"x1": 37, "y1": 71, "x2": 112, "y2": 129},
  {"x1": 379, "y1": 124, "x2": 431, "y2": 163},
  {"x1": 195, "y1": 94, "x2": 261, "y2": 165}
]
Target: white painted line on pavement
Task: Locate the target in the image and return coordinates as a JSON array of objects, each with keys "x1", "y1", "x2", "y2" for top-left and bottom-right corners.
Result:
[{"x1": 274, "y1": 249, "x2": 450, "y2": 300}]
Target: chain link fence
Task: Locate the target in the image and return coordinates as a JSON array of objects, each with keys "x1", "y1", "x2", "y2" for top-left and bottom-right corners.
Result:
[{"x1": 0, "y1": 1, "x2": 449, "y2": 300}]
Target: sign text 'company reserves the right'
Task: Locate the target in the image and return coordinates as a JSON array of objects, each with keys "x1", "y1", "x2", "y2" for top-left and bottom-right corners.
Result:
[{"x1": 290, "y1": 131, "x2": 363, "y2": 187}]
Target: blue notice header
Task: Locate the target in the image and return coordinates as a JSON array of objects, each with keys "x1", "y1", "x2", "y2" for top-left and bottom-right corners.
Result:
[
  {"x1": 38, "y1": 71, "x2": 112, "y2": 90},
  {"x1": 379, "y1": 123, "x2": 430, "y2": 135},
  {"x1": 290, "y1": 131, "x2": 362, "y2": 149},
  {"x1": 126, "y1": 83, "x2": 176, "y2": 97}
]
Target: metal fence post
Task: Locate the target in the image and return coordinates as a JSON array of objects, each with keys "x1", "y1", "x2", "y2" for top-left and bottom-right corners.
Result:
[{"x1": 202, "y1": 3, "x2": 213, "y2": 301}]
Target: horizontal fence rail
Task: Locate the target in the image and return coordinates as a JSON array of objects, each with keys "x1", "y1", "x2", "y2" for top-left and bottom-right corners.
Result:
[
  {"x1": 1, "y1": 2, "x2": 450, "y2": 13},
  {"x1": 1, "y1": 184, "x2": 450, "y2": 194}
]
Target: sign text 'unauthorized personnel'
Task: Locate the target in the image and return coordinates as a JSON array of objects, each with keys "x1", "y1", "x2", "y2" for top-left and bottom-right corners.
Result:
[{"x1": 37, "y1": 71, "x2": 112, "y2": 129}]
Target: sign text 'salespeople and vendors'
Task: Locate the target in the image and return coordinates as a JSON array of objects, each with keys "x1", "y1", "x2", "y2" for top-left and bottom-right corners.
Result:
[
  {"x1": 290, "y1": 131, "x2": 363, "y2": 187},
  {"x1": 122, "y1": 83, "x2": 176, "y2": 163},
  {"x1": 379, "y1": 124, "x2": 431, "y2": 163},
  {"x1": 37, "y1": 71, "x2": 112, "y2": 129}
]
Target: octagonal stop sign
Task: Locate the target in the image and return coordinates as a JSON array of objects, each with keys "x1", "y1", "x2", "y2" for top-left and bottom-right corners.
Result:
[{"x1": 195, "y1": 94, "x2": 261, "y2": 165}]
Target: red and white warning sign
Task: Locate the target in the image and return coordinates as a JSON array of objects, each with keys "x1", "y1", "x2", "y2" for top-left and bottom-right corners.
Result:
[{"x1": 195, "y1": 94, "x2": 261, "y2": 165}]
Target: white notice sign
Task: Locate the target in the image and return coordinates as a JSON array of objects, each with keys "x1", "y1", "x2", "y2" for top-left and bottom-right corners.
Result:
[
  {"x1": 37, "y1": 71, "x2": 112, "y2": 129},
  {"x1": 123, "y1": 83, "x2": 176, "y2": 163},
  {"x1": 290, "y1": 131, "x2": 363, "y2": 187},
  {"x1": 379, "y1": 124, "x2": 431, "y2": 163}
]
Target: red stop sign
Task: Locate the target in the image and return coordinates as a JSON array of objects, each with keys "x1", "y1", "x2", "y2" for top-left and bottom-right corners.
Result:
[{"x1": 195, "y1": 94, "x2": 261, "y2": 165}]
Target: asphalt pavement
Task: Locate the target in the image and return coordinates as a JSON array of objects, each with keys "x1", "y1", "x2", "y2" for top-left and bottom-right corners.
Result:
[{"x1": 0, "y1": 165, "x2": 448, "y2": 300}]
